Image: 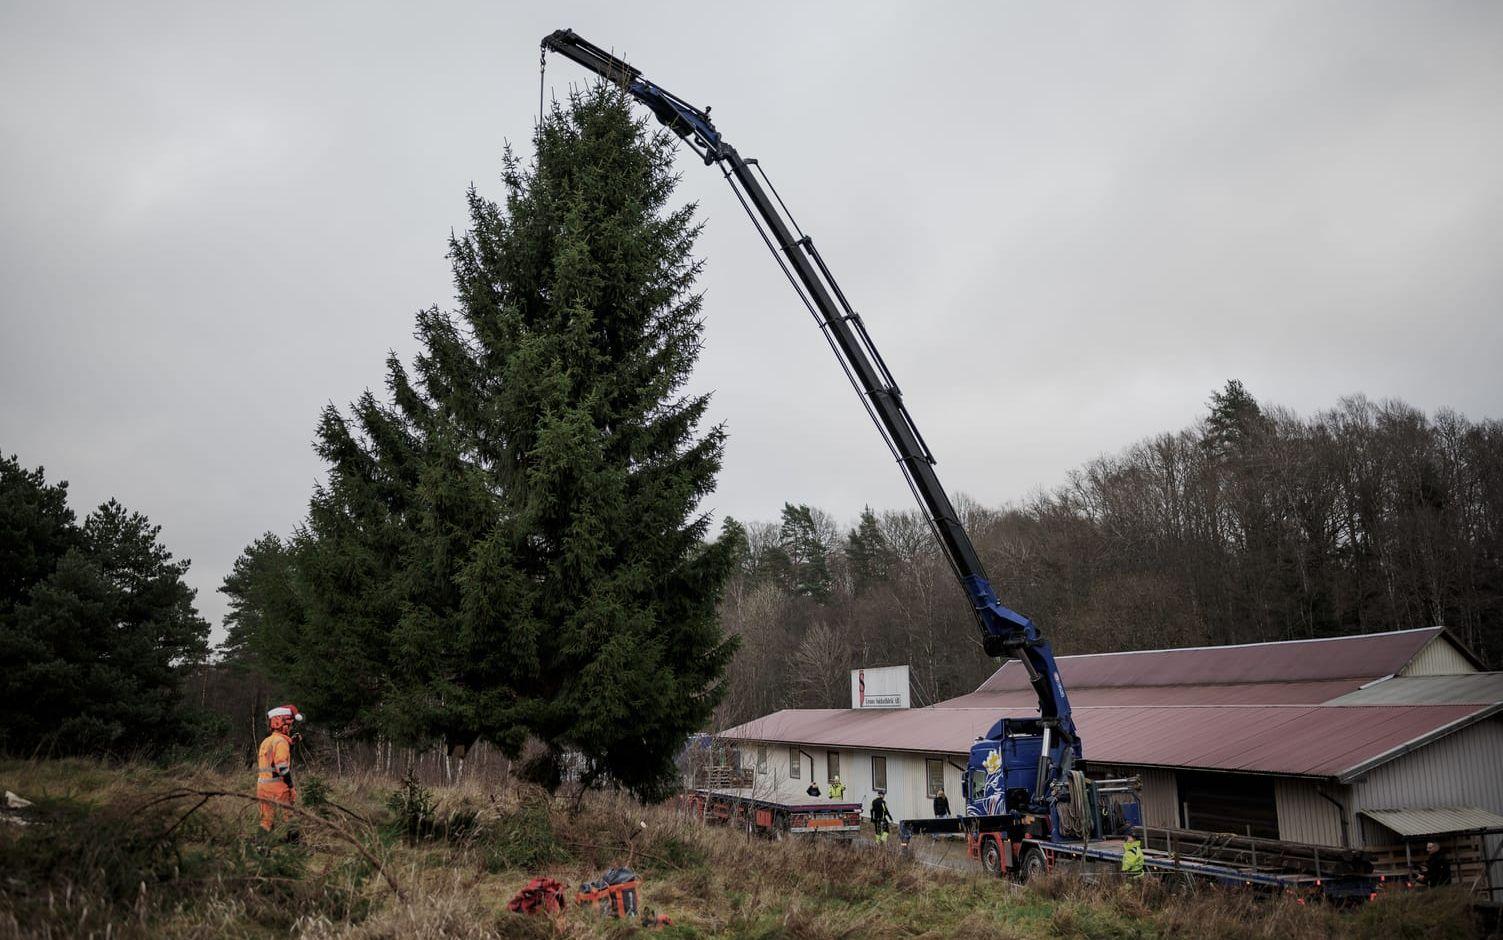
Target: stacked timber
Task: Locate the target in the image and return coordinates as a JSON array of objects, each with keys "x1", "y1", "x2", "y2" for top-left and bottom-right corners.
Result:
[{"x1": 1136, "y1": 826, "x2": 1375, "y2": 877}]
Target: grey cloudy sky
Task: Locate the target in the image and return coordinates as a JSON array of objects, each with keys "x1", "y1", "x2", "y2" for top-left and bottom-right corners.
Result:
[{"x1": 3, "y1": 1, "x2": 1501, "y2": 638}]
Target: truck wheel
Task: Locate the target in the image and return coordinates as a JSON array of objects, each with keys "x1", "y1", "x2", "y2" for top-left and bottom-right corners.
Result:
[
  {"x1": 981, "y1": 838, "x2": 1004, "y2": 877},
  {"x1": 1018, "y1": 846, "x2": 1048, "y2": 883}
]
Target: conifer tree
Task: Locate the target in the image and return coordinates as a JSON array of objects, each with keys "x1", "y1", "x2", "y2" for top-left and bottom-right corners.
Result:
[
  {"x1": 778, "y1": 503, "x2": 833, "y2": 600},
  {"x1": 278, "y1": 87, "x2": 738, "y2": 798},
  {"x1": 845, "y1": 506, "x2": 895, "y2": 593},
  {"x1": 1, "y1": 455, "x2": 209, "y2": 755},
  {"x1": 1204, "y1": 379, "x2": 1269, "y2": 458}
]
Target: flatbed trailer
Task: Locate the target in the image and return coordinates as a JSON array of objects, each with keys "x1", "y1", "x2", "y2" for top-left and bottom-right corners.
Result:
[
  {"x1": 903, "y1": 818, "x2": 1388, "y2": 900},
  {"x1": 681, "y1": 788, "x2": 863, "y2": 838}
]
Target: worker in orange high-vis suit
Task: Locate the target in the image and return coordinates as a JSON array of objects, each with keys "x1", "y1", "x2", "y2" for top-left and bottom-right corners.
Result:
[{"x1": 256, "y1": 704, "x2": 304, "y2": 832}]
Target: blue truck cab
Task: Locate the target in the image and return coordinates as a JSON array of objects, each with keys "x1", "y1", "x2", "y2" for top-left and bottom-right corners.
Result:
[{"x1": 965, "y1": 718, "x2": 1047, "y2": 819}]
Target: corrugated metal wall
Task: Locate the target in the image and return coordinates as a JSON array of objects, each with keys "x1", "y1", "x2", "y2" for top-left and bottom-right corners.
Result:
[
  {"x1": 1354, "y1": 718, "x2": 1503, "y2": 822},
  {"x1": 1352, "y1": 717, "x2": 1503, "y2": 891},
  {"x1": 1400, "y1": 638, "x2": 1477, "y2": 676},
  {"x1": 1134, "y1": 767, "x2": 1179, "y2": 829},
  {"x1": 1275, "y1": 779, "x2": 1349, "y2": 846}
]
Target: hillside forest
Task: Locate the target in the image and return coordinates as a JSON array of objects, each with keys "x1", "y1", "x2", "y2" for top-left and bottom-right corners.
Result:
[{"x1": 713, "y1": 382, "x2": 1503, "y2": 726}]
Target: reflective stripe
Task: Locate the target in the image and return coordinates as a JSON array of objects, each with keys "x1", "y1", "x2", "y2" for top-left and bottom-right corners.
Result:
[{"x1": 256, "y1": 732, "x2": 293, "y2": 782}]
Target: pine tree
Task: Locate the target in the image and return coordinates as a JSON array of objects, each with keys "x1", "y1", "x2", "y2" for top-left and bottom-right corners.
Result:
[
  {"x1": 219, "y1": 532, "x2": 303, "y2": 673},
  {"x1": 277, "y1": 86, "x2": 738, "y2": 798},
  {"x1": 778, "y1": 503, "x2": 833, "y2": 600},
  {"x1": 1204, "y1": 379, "x2": 1269, "y2": 458},
  {"x1": 0, "y1": 454, "x2": 78, "y2": 613},
  {"x1": 0, "y1": 456, "x2": 209, "y2": 755},
  {"x1": 845, "y1": 505, "x2": 895, "y2": 593}
]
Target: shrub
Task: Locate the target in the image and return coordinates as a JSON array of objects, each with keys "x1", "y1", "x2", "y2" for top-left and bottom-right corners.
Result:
[
  {"x1": 482, "y1": 798, "x2": 568, "y2": 872},
  {"x1": 299, "y1": 774, "x2": 331, "y2": 809},
  {"x1": 384, "y1": 771, "x2": 438, "y2": 842}
]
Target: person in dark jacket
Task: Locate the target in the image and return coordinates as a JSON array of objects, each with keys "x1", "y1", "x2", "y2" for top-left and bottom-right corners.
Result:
[
  {"x1": 932, "y1": 788, "x2": 950, "y2": 818},
  {"x1": 806, "y1": 781, "x2": 821, "y2": 798},
  {"x1": 871, "y1": 790, "x2": 893, "y2": 844},
  {"x1": 1423, "y1": 841, "x2": 1453, "y2": 887}
]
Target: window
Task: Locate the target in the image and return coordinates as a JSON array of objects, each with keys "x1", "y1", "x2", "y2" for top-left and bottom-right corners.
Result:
[
  {"x1": 827, "y1": 751, "x2": 841, "y2": 783},
  {"x1": 871, "y1": 755, "x2": 887, "y2": 791},
  {"x1": 789, "y1": 747, "x2": 801, "y2": 779},
  {"x1": 756, "y1": 745, "x2": 768, "y2": 775},
  {"x1": 968, "y1": 767, "x2": 986, "y2": 803},
  {"x1": 926, "y1": 759, "x2": 945, "y2": 799},
  {"x1": 1176, "y1": 771, "x2": 1278, "y2": 839}
]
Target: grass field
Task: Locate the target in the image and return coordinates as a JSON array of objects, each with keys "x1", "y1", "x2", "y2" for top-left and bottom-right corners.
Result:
[{"x1": 0, "y1": 758, "x2": 1485, "y2": 938}]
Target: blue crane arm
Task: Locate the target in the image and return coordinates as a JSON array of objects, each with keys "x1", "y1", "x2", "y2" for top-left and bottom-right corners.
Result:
[{"x1": 541, "y1": 28, "x2": 1079, "y2": 805}]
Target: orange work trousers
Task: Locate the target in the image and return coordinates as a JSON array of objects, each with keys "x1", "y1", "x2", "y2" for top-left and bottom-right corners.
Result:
[{"x1": 256, "y1": 780, "x2": 295, "y2": 831}]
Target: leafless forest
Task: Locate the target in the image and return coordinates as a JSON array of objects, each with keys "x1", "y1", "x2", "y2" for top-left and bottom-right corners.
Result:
[{"x1": 715, "y1": 388, "x2": 1503, "y2": 726}]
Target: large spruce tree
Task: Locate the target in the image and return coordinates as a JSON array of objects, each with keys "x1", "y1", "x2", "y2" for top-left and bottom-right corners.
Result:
[{"x1": 280, "y1": 87, "x2": 738, "y2": 798}]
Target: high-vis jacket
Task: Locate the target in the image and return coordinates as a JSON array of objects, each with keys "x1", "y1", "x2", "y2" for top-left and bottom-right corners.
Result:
[
  {"x1": 257, "y1": 731, "x2": 294, "y2": 787},
  {"x1": 1121, "y1": 840, "x2": 1146, "y2": 877}
]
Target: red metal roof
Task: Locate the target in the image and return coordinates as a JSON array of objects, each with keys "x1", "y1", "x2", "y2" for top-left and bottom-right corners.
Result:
[
  {"x1": 975, "y1": 628, "x2": 1444, "y2": 694},
  {"x1": 939, "y1": 679, "x2": 1365, "y2": 709},
  {"x1": 718, "y1": 702, "x2": 1495, "y2": 779}
]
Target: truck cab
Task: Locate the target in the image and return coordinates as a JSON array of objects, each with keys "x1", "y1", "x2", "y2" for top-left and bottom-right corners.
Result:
[{"x1": 965, "y1": 719, "x2": 1046, "y2": 819}]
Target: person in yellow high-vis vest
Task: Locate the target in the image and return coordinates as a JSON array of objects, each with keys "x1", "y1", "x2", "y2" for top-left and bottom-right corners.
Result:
[
  {"x1": 256, "y1": 704, "x2": 303, "y2": 832},
  {"x1": 1121, "y1": 833, "x2": 1146, "y2": 878}
]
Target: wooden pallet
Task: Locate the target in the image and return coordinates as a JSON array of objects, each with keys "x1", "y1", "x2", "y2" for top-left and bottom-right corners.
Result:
[{"x1": 1366, "y1": 834, "x2": 1501, "y2": 898}]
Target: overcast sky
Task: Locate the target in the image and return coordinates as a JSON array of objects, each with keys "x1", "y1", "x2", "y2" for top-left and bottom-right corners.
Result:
[{"x1": 3, "y1": 1, "x2": 1501, "y2": 638}]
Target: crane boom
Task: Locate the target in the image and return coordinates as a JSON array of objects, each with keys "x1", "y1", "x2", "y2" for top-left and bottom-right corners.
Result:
[{"x1": 541, "y1": 28, "x2": 1079, "y2": 815}]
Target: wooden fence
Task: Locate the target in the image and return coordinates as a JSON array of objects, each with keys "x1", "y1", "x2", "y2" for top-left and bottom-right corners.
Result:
[{"x1": 1366, "y1": 832, "x2": 1502, "y2": 901}]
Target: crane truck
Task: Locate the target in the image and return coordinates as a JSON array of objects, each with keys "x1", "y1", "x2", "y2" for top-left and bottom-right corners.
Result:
[{"x1": 539, "y1": 30, "x2": 1392, "y2": 899}]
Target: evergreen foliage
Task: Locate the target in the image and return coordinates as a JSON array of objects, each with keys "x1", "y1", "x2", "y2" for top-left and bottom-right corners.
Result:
[
  {"x1": 776, "y1": 503, "x2": 833, "y2": 600},
  {"x1": 0, "y1": 455, "x2": 209, "y2": 755},
  {"x1": 845, "y1": 506, "x2": 895, "y2": 594},
  {"x1": 219, "y1": 532, "x2": 303, "y2": 673},
  {"x1": 1203, "y1": 379, "x2": 1269, "y2": 457},
  {"x1": 233, "y1": 86, "x2": 738, "y2": 799}
]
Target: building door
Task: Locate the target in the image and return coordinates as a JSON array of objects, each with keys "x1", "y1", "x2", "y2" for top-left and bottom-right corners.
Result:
[{"x1": 1175, "y1": 771, "x2": 1278, "y2": 838}]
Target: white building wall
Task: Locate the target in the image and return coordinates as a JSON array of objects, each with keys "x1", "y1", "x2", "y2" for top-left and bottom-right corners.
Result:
[
  {"x1": 1352, "y1": 718, "x2": 1503, "y2": 826},
  {"x1": 1275, "y1": 779, "x2": 1349, "y2": 847},
  {"x1": 737, "y1": 743, "x2": 966, "y2": 823},
  {"x1": 1400, "y1": 638, "x2": 1478, "y2": 676},
  {"x1": 1092, "y1": 764, "x2": 1178, "y2": 830},
  {"x1": 1350, "y1": 717, "x2": 1503, "y2": 890},
  {"x1": 1135, "y1": 768, "x2": 1179, "y2": 830}
]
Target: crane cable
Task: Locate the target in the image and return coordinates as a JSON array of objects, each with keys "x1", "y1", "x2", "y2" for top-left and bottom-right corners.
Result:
[{"x1": 538, "y1": 45, "x2": 547, "y2": 133}]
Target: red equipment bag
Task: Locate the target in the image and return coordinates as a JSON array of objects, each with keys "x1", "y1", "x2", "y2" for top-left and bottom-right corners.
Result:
[
  {"x1": 575, "y1": 867, "x2": 640, "y2": 919},
  {"x1": 506, "y1": 876, "x2": 567, "y2": 915}
]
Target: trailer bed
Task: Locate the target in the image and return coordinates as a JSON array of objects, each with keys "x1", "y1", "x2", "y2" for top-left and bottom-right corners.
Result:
[
  {"x1": 1035, "y1": 836, "x2": 1383, "y2": 898},
  {"x1": 682, "y1": 788, "x2": 863, "y2": 837},
  {"x1": 902, "y1": 816, "x2": 1387, "y2": 899}
]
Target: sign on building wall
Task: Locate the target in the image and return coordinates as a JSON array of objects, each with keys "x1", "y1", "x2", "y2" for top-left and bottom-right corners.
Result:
[{"x1": 851, "y1": 665, "x2": 910, "y2": 709}]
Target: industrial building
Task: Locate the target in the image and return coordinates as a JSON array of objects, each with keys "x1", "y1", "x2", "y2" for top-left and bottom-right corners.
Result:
[{"x1": 718, "y1": 627, "x2": 1502, "y2": 891}]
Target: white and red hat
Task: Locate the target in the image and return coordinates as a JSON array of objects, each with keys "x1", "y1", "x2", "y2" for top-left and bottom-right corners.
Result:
[{"x1": 267, "y1": 705, "x2": 304, "y2": 724}]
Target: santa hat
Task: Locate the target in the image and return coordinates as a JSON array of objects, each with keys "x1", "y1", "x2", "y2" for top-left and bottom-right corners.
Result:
[{"x1": 267, "y1": 705, "x2": 304, "y2": 722}]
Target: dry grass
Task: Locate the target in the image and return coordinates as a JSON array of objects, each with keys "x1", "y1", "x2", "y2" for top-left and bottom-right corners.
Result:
[{"x1": 0, "y1": 757, "x2": 1487, "y2": 939}]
